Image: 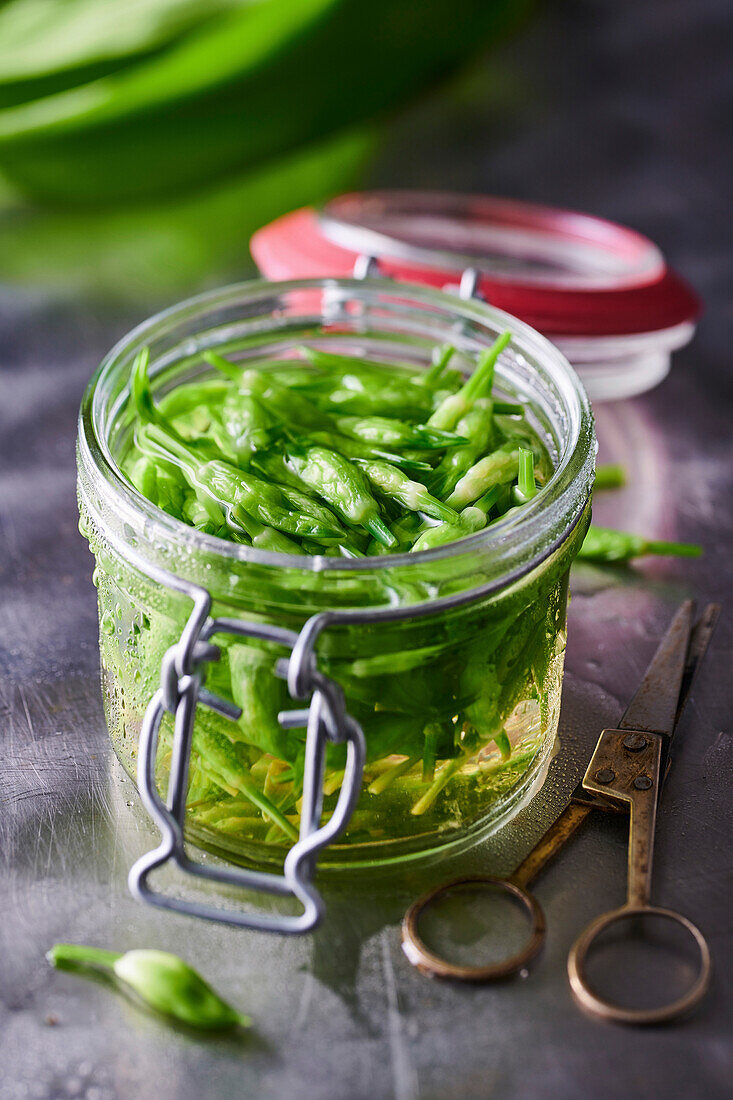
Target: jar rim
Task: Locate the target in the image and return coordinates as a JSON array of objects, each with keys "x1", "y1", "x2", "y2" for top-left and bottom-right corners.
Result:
[{"x1": 78, "y1": 276, "x2": 595, "y2": 585}]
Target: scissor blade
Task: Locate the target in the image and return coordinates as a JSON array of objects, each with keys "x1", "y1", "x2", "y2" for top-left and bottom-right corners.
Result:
[
  {"x1": 572, "y1": 601, "x2": 719, "y2": 810},
  {"x1": 618, "y1": 600, "x2": 695, "y2": 737},
  {"x1": 675, "y1": 603, "x2": 720, "y2": 726}
]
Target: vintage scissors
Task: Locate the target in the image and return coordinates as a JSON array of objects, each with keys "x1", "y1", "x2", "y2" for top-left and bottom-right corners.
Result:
[{"x1": 402, "y1": 600, "x2": 719, "y2": 1025}]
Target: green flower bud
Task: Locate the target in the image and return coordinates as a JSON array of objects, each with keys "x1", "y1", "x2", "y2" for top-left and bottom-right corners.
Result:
[{"x1": 47, "y1": 945, "x2": 250, "y2": 1032}]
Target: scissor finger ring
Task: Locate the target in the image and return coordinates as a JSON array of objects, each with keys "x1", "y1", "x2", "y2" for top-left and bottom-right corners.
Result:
[{"x1": 401, "y1": 874, "x2": 546, "y2": 982}]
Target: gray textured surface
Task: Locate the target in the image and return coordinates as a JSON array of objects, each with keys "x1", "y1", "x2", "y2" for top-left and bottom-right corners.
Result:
[{"x1": 1, "y1": 1, "x2": 732, "y2": 1097}]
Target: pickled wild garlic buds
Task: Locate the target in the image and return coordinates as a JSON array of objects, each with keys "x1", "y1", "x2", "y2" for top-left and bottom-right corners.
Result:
[{"x1": 124, "y1": 334, "x2": 549, "y2": 555}]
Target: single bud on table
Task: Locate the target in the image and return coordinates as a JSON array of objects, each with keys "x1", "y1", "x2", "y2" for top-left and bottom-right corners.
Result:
[{"x1": 47, "y1": 944, "x2": 250, "y2": 1032}]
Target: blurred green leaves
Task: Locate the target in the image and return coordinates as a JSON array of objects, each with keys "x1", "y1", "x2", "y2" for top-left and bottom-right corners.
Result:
[
  {"x1": 0, "y1": 0, "x2": 243, "y2": 107},
  {"x1": 0, "y1": 0, "x2": 524, "y2": 203},
  {"x1": 0, "y1": 0, "x2": 528, "y2": 299},
  {"x1": 0, "y1": 124, "x2": 372, "y2": 299}
]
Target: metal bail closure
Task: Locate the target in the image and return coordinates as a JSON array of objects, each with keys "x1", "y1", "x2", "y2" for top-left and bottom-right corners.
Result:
[
  {"x1": 458, "y1": 267, "x2": 481, "y2": 301},
  {"x1": 352, "y1": 253, "x2": 380, "y2": 279},
  {"x1": 128, "y1": 588, "x2": 366, "y2": 934}
]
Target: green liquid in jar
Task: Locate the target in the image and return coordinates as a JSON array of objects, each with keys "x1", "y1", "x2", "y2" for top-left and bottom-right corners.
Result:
[{"x1": 86, "y1": 337, "x2": 587, "y2": 866}]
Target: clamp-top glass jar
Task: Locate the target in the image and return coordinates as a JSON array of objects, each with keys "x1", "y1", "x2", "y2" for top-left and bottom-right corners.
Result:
[{"x1": 77, "y1": 278, "x2": 594, "y2": 889}]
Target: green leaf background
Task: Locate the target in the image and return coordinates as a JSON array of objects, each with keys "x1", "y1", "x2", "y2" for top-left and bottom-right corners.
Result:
[{"x1": 0, "y1": 0, "x2": 530, "y2": 300}]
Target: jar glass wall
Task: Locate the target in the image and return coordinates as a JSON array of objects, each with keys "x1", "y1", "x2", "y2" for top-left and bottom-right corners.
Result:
[{"x1": 77, "y1": 278, "x2": 595, "y2": 868}]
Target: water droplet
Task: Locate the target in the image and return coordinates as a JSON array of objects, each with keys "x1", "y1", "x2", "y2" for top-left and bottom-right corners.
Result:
[{"x1": 100, "y1": 611, "x2": 115, "y2": 636}]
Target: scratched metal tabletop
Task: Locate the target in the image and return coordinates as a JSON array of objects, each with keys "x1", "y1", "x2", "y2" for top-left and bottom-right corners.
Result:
[{"x1": 1, "y1": 1, "x2": 732, "y2": 1097}]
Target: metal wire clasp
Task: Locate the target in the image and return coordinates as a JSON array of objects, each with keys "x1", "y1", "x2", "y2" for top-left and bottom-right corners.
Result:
[{"x1": 128, "y1": 588, "x2": 365, "y2": 934}]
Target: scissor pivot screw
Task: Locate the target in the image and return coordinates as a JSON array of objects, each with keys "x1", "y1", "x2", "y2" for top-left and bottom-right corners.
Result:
[
  {"x1": 623, "y1": 733, "x2": 648, "y2": 752},
  {"x1": 634, "y1": 775, "x2": 653, "y2": 790},
  {"x1": 595, "y1": 768, "x2": 615, "y2": 785}
]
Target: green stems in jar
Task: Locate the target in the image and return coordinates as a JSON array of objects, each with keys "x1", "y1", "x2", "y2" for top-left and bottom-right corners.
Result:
[
  {"x1": 427, "y1": 331, "x2": 511, "y2": 430},
  {"x1": 514, "y1": 447, "x2": 538, "y2": 505}
]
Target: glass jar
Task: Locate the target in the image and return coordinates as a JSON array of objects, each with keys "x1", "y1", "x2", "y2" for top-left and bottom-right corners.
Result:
[{"x1": 77, "y1": 277, "x2": 595, "y2": 871}]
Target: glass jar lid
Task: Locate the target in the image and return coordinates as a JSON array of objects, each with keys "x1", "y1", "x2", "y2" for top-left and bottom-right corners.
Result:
[{"x1": 251, "y1": 190, "x2": 700, "y2": 401}]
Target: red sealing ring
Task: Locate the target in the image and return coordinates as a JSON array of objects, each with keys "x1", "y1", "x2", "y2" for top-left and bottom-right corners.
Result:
[{"x1": 251, "y1": 203, "x2": 700, "y2": 338}]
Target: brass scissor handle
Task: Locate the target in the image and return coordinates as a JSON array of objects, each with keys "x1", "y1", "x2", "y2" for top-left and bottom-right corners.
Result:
[
  {"x1": 568, "y1": 904, "x2": 712, "y2": 1025},
  {"x1": 401, "y1": 800, "x2": 596, "y2": 981},
  {"x1": 401, "y1": 874, "x2": 546, "y2": 982},
  {"x1": 567, "y1": 725, "x2": 713, "y2": 1024}
]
